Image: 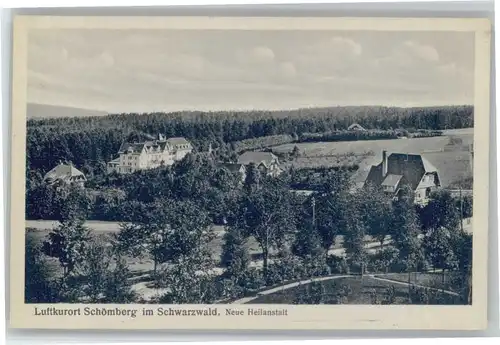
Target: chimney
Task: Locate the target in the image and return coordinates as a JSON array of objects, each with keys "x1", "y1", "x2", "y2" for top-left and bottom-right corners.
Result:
[{"x1": 382, "y1": 150, "x2": 388, "y2": 176}]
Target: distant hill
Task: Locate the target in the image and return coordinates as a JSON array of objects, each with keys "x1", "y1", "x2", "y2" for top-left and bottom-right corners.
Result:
[{"x1": 27, "y1": 103, "x2": 108, "y2": 119}]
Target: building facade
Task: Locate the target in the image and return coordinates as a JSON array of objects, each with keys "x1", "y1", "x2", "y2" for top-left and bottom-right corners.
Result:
[
  {"x1": 217, "y1": 163, "x2": 247, "y2": 183},
  {"x1": 361, "y1": 150, "x2": 441, "y2": 205},
  {"x1": 43, "y1": 163, "x2": 87, "y2": 187},
  {"x1": 107, "y1": 135, "x2": 193, "y2": 174},
  {"x1": 237, "y1": 151, "x2": 282, "y2": 177}
]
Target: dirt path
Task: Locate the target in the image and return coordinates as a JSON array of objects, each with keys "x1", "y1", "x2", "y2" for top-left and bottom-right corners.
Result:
[
  {"x1": 231, "y1": 275, "x2": 353, "y2": 304},
  {"x1": 231, "y1": 273, "x2": 459, "y2": 304},
  {"x1": 26, "y1": 220, "x2": 125, "y2": 233},
  {"x1": 370, "y1": 275, "x2": 460, "y2": 296}
]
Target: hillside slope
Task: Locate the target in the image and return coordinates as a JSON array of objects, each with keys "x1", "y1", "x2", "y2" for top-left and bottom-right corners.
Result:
[{"x1": 27, "y1": 103, "x2": 108, "y2": 119}]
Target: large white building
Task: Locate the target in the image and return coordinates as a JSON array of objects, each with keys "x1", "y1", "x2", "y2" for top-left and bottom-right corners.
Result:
[{"x1": 107, "y1": 135, "x2": 193, "y2": 174}]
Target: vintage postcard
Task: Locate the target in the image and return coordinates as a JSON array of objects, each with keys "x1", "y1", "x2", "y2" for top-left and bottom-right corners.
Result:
[{"x1": 9, "y1": 16, "x2": 491, "y2": 330}]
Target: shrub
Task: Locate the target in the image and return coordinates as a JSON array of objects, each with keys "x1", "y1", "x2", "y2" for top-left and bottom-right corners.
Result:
[
  {"x1": 25, "y1": 235, "x2": 60, "y2": 303},
  {"x1": 382, "y1": 286, "x2": 397, "y2": 305},
  {"x1": 366, "y1": 247, "x2": 400, "y2": 274},
  {"x1": 326, "y1": 255, "x2": 350, "y2": 274},
  {"x1": 231, "y1": 134, "x2": 296, "y2": 153}
]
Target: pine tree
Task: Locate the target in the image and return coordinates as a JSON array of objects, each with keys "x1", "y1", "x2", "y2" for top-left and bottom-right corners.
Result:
[{"x1": 220, "y1": 227, "x2": 250, "y2": 277}]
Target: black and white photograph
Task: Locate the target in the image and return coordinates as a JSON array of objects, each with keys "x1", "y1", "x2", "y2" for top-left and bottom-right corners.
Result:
[{"x1": 9, "y1": 16, "x2": 491, "y2": 330}]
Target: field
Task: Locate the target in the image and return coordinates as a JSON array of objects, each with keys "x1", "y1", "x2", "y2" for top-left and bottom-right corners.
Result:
[
  {"x1": 248, "y1": 276, "x2": 462, "y2": 305},
  {"x1": 273, "y1": 128, "x2": 473, "y2": 170}
]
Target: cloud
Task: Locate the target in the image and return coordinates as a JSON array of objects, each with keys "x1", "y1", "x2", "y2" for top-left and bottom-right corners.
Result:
[
  {"x1": 402, "y1": 41, "x2": 440, "y2": 62},
  {"x1": 330, "y1": 37, "x2": 363, "y2": 57},
  {"x1": 27, "y1": 29, "x2": 474, "y2": 112},
  {"x1": 250, "y1": 46, "x2": 275, "y2": 63},
  {"x1": 61, "y1": 48, "x2": 69, "y2": 61},
  {"x1": 236, "y1": 46, "x2": 276, "y2": 65},
  {"x1": 99, "y1": 52, "x2": 115, "y2": 67},
  {"x1": 278, "y1": 62, "x2": 297, "y2": 79}
]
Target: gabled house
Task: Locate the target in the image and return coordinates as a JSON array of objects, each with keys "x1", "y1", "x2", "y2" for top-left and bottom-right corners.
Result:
[
  {"x1": 106, "y1": 134, "x2": 193, "y2": 174},
  {"x1": 360, "y1": 150, "x2": 441, "y2": 204},
  {"x1": 44, "y1": 163, "x2": 86, "y2": 187},
  {"x1": 237, "y1": 151, "x2": 282, "y2": 177},
  {"x1": 218, "y1": 163, "x2": 247, "y2": 182},
  {"x1": 348, "y1": 123, "x2": 366, "y2": 131}
]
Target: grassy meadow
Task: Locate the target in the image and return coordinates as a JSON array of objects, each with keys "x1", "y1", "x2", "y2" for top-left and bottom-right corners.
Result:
[{"x1": 273, "y1": 128, "x2": 473, "y2": 170}]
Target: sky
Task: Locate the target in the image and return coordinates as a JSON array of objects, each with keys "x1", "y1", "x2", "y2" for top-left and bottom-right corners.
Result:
[{"x1": 27, "y1": 29, "x2": 475, "y2": 113}]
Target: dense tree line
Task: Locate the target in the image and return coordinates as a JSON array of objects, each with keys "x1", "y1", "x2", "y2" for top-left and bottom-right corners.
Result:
[
  {"x1": 298, "y1": 129, "x2": 443, "y2": 143},
  {"x1": 27, "y1": 105, "x2": 472, "y2": 175}
]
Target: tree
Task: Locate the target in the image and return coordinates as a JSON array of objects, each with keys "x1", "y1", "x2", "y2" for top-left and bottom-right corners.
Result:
[
  {"x1": 78, "y1": 236, "x2": 111, "y2": 302},
  {"x1": 26, "y1": 182, "x2": 57, "y2": 220},
  {"x1": 25, "y1": 233, "x2": 59, "y2": 302},
  {"x1": 243, "y1": 163, "x2": 261, "y2": 194},
  {"x1": 391, "y1": 186, "x2": 423, "y2": 299},
  {"x1": 116, "y1": 199, "x2": 214, "y2": 279},
  {"x1": 220, "y1": 227, "x2": 250, "y2": 277},
  {"x1": 233, "y1": 179, "x2": 296, "y2": 280},
  {"x1": 78, "y1": 235, "x2": 136, "y2": 303},
  {"x1": 419, "y1": 190, "x2": 460, "y2": 231},
  {"x1": 423, "y1": 227, "x2": 459, "y2": 274},
  {"x1": 455, "y1": 232, "x2": 472, "y2": 303},
  {"x1": 313, "y1": 170, "x2": 352, "y2": 252},
  {"x1": 52, "y1": 183, "x2": 94, "y2": 225},
  {"x1": 158, "y1": 249, "x2": 219, "y2": 304},
  {"x1": 343, "y1": 198, "x2": 368, "y2": 275},
  {"x1": 292, "y1": 223, "x2": 323, "y2": 259},
  {"x1": 104, "y1": 255, "x2": 137, "y2": 303},
  {"x1": 42, "y1": 221, "x2": 91, "y2": 278},
  {"x1": 373, "y1": 247, "x2": 400, "y2": 273},
  {"x1": 357, "y1": 183, "x2": 393, "y2": 248}
]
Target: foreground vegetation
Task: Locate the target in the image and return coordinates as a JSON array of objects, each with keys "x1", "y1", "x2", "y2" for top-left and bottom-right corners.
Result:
[
  {"x1": 26, "y1": 160, "x2": 473, "y2": 305},
  {"x1": 249, "y1": 276, "x2": 462, "y2": 305}
]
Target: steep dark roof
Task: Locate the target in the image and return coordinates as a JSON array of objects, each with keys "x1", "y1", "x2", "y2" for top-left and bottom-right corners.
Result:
[
  {"x1": 166, "y1": 137, "x2": 191, "y2": 146},
  {"x1": 118, "y1": 137, "x2": 191, "y2": 154},
  {"x1": 44, "y1": 163, "x2": 86, "y2": 183},
  {"x1": 365, "y1": 153, "x2": 439, "y2": 190},
  {"x1": 381, "y1": 174, "x2": 403, "y2": 188},
  {"x1": 238, "y1": 152, "x2": 278, "y2": 167},
  {"x1": 348, "y1": 123, "x2": 366, "y2": 131},
  {"x1": 144, "y1": 140, "x2": 169, "y2": 152},
  {"x1": 218, "y1": 163, "x2": 245, "y2": 173},
  {"x1": 422, "y1": 151, "x2": 472, "y2": 188},
  {"x1": 118, "y1": 142, "x2": 145, "y2": 154}
]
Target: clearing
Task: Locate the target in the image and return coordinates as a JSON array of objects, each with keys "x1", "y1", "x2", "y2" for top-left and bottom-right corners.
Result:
[{"x1": 273, "y1": 128, "x2": 473, "y2": 169}]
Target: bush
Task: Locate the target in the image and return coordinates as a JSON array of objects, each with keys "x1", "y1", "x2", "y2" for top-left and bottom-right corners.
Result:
[
  {"x1": 297, "y1": 129, "x2": 442, "y2": 144},
  {"x1": 25, "y1": 235, "x2": 60, "y2": 303},
  {"x1": 231, "y1": 134, "x2": 296, "y2": 153},
  {"x1": 382, "y1": 286, "x2": 397, "y2": 304},
  {"x1": 366, "y1": 247, "x2": 400, "y2": 274},
  {"x1": 299, "y1": 130, "x2": 400, "y2": 143},
  {"x1": 265, "y1": 255, "x2": 305, "y2": 286},
  {"x1": 326, "y1": 255, "x2": 350, "y2": 274}
]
